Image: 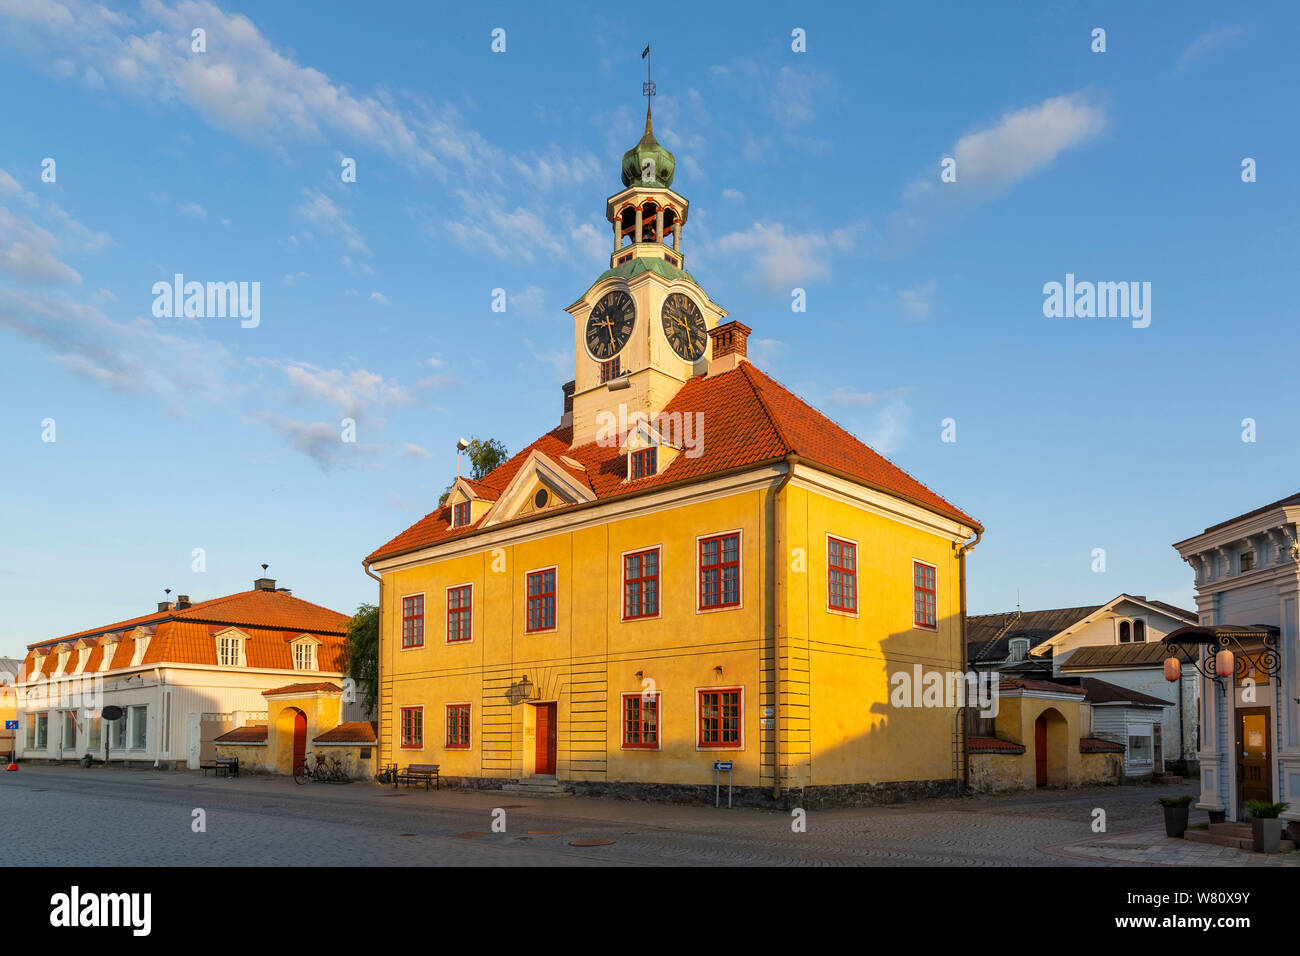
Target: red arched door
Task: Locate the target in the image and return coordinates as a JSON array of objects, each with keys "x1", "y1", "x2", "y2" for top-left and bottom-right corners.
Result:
[
  {"x1": 292, "y1": 710, "x2": 307, "y2": 770},
  {"x1": 1034, "y1": 715, "x2": 1048, "y2": 786}
]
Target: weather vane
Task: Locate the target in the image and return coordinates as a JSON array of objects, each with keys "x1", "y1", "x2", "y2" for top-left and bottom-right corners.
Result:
[{"x1": 642, "y1": 44, "x2": 655, "y2": 100}]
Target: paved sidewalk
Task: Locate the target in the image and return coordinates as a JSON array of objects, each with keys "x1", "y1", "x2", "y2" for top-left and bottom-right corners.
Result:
[{"x1": 3, "y1": 766, "x2": 1293, "y2": 866}]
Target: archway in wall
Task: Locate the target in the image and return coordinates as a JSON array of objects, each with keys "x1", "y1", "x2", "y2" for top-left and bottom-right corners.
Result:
[
  {"x1": 1034, "y1": 707, "x2": 1070, "y2": 787},
  {"x1": 274, "y1": 706, "x2": 308, "y2": 775}
]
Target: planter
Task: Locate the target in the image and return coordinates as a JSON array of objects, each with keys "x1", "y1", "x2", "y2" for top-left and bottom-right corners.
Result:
[
  {"x1": 79, "y1": 754, "x2": 92, "y2": 769},
  {"x1": 1253, "y1": 817, "x2": 1283, "y2": 853},
  {"x1": 1162, "y1": 806, "x2": 1190, "y2": 838}
]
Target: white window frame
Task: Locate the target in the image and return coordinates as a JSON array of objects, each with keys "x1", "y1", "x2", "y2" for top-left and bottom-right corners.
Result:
[
  {"x1": 129, "y1": 705, "x2": 147, "y2": 750},
  {"x1": 291, "y1": 635, "x2": 320, "y2": 671},
  {"x1": 214, "y1": 629, "x2": 248, "y2": 667}
]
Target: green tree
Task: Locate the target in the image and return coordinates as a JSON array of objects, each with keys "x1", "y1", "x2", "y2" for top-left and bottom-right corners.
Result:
[
  {"x1": 438, "y1": 436, "x2": 508, "y2": 505},
  {"x1": 344, "y1": 602, "x2": 379, "y2": 716}
]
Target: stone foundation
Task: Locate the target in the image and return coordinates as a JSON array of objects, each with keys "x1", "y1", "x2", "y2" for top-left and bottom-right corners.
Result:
[{"x1": 420, "y1": 775, "x2": 959, "y2": 809}]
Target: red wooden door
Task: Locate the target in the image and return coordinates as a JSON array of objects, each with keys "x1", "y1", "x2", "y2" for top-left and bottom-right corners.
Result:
[
  {"x1": 1034, "y1": 715, "x2": 1048, "y2": 786},
  {"x1": 535, "y1": 704, "x2": 556, "y2": 775},
  {"x1": 292, "y1": 710, "x2": 307, "y2": 770}
]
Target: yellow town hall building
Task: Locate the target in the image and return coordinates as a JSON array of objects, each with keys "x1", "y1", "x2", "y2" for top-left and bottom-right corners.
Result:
[{"x1": 365, "y1": 98, "x2": 982, "y2": 804}]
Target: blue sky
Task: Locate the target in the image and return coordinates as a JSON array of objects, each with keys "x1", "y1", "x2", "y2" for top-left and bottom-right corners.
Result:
[{"x1": 1, "y1": 1, "x2": 1296, "y2": 655}]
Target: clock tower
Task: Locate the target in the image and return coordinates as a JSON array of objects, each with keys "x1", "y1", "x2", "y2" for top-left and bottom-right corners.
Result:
[{"x1": 565, "y1": 95, "x2": 728, "y2": 449}]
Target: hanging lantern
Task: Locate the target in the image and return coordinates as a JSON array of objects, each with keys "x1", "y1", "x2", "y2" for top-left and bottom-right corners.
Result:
[
  {"x1": 1163, "y1": 657, "x2": 1181, "y2": 682},
  {"x1": 1215, "y1": 649, "x2": 1235, "y2": 679}
]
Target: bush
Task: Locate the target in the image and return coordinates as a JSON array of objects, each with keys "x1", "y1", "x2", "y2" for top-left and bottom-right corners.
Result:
[
  {"x1": 1155, "y1": 795, "x2": 1195, "y2": 808},
  {"x1": 1245, "y1": 800, "x2": 1290, "y2": 819}
]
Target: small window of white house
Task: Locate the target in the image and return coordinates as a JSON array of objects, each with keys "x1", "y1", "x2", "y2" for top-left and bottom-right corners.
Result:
[
  {"x1": 216, "y1": 632, "x2": 245, "y2": 667},
  {"x1": 34, "y1": 713, "x2": 48, "y2": 749},
  {"x1": 54, "y1": 651, "x2": 69, "y2": 677},
  {"x1": 62, "y1": 711, "x2": 77, "y2": 749},
  {"x1": 292, "y1": 639, "x2": 317, "y2": 671},
  {"x1": 112, "y1": 715, "x2": 128, "y2": 750},
  {"x1": 129, "y1": 705, "x2": 147, "y2": 750},
  {"x1": 1128, "y1": 723, "x2": 1153, "y2": 765},
  {"x1": 1008, "y1": 637, "x2": 1030, "y2": 661},
  {"x1": 88, "y1": 717, "x2": 102, "y2": 752},
  {"x1": 131, "y1": 635, "x2": 150, "y2": 666},
  {"x1": 1132, "y1": 619, "x2": 1146, "y2": 643},
  {"x1": 74, "y1": 647, "x2": 89, "y2": 673},
  {"x1": 99, "y1": 642, "x2": 116, "y2": 671},
  {"x1": 1118, "y1": 620, "x2": 1132, "y2": 643}
]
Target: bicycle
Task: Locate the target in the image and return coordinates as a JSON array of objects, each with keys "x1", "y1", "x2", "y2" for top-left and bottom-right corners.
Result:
[{"x1": 294, "y1": 752, "x2": 351, "y2": 784}]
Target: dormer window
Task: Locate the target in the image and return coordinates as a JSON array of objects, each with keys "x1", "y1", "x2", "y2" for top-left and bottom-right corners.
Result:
[
  {"x1": 631, "y1": 447, "x2": 657, "y2": 480},
  {"x1": 131, "y1": 634, "x2": 150, "y2": 666},
  {"x1": 291, "y1": 636, "x2": 319, "y2": 671},
  {"x1": 1118, "y1": 620, "x2": 1131, "y2": 643},
  {"x1": 453, "y1": 501, "x2": 471, "y2": 528},
  {"x1": 216, "y1": 630, "x2": 246, "y2": 667},
  {"x1": 1008, "y1": 637, "x2": 1030, "y2": 662}
]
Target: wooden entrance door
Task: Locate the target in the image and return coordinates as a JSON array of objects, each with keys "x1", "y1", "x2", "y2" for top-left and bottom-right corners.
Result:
[
  {"x1": 292, "y1": 710, "x2": 307, "y2": 771},
  {"x1": 534, "y1": 703, "x2": 557, "y2": 775},
  {"x1": 1236, "y1": 708, "x2": 1272, "y2": 808},
  {"x1": 1034, "y1": 715, "x2": 1048, "y2": 786}
]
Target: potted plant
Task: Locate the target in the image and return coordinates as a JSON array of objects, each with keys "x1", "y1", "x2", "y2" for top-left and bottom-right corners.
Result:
[
  {"x1": 79, "y1": 752, "x2": 93, "y2": 769},
  {"x1": 1246, "y1": 801, "x2": 1289, "y2": 853},
  {"x1": 1156, "y1": 795, "x2": 1195, "y2": 837}
]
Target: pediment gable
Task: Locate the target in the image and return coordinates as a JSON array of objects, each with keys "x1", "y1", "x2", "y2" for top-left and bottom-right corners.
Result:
[{"x1": 481, "y1": 449, "x2": 596, "y2": 527}]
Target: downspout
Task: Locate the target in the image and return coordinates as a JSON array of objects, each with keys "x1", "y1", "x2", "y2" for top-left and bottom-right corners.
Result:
[
  {"x1": 153, "y1": 667, "x2": 164, "y2": 768},
  {"x1": 957, "y1": 528, "x2": 982, "y2": 794},
  {"x1": 772, "y1": 455, "x2": 799, "y2": 800},
  {"x1": 363, "y1": 560, "x2": 383, "y2": 768}
]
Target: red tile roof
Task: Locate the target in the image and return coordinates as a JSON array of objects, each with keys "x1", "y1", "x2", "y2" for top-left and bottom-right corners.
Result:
[
  {"x1": 998, "y1": 677, "x2": 1087, "y2": 696},
  {"x1": 19, "y1": 589, "x2": 351, "y2": 681},
  {"x1": 967, "y1": 736, "x2": 1026, "y2": 754},
  {"x1": 214, "y1": 726, "x2": 268, "y2": 744},
  {"x1": 1079, "y1": 736, "x2": 1126, "y2": 754},
  {"x1": 369, "y1": 363, "x2": 979, "y2": 562},
  {"x1": 262, "y1": 682, "x2": 341, "y2": 697},
  {"x1": 313, "y1": 721, "x2": 378, "y2": 744}
]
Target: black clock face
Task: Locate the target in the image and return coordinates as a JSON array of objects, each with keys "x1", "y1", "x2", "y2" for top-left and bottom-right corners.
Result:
[
  {"x1": 661, "y1": 293, "x2": 707, "y2": 361},
  {"x1": 585, "y1": 290, "x2": 636, "y2": 360}
]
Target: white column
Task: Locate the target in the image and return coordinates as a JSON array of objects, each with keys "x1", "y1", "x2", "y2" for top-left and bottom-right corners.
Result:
[
  {"x1": 655, "y1": 209, "x2": 664, "y2": 244},
  {"x1": 613, "y1": 218, "x2": 620, "y2": 252},
  {"x1": 673, "y1": 221, "x2": 681, "y2": 252},
  {"x1": 634, "y1": 206, "x2": 643, "y2": 244}
]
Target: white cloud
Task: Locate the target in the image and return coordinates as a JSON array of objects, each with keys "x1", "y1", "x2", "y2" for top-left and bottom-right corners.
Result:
[
  {"x1": 711, "y1": 220, "x2": 865, "y2": 293},
  {"x1": 1178, "y1": 25, "x2": 1244, "y2": 71},
  {"x1": 0, "y1": 206, "x2": 82, "y2": 285},
  {"x1": 369, "y1": 291, "x2": 388, "y2": 305},
  {"x1": 899, "y1": 280, "x2": 937, "y2": 321},
  {"x1": 179, "y1": 201, "x2": 206, "y2": 218},
  {"x1": 267, "y1": 360, "x2": 412, "y2": 420},
  {"x1": 509, "y1": 285, "x2": 544, "y2": 317},
  {"x1": 829, "y1": 387, "x2": 911, "y2": 454},
  {"x1": 297, "y1": 189, "x2": 368, "y2": 255},
  {"x1": 400, "y1": 442, "x2": 430, "y2": 459},
  {"x1": 721, "y1": 187, "x2": 745, "y2": 202},
  {"x1": 747, "y1": 337, "x2": 784, "y2": 366}
]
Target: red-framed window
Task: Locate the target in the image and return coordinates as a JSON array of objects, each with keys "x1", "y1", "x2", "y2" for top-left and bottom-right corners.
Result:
[
  {"x1": 447, "y1": 585, "x2": 472, "y2": 643},
  {"x1": 400, "y1": 706, "x2": 423, "y2": 749},
  {"x1": 631, "y1": 447, "x2": 657, "y2": 479},
  {"x1": 600, "y1": 357, "x2": 622, "y2": 383},
  {"x1": 526, "y1": 568, "x2": 556, "y2": 632},
  {"x1": 623, "y1": 692, "x2": 660, "y2": 748},
  {"x1": 623, "y1": 548, "x2": 659, "y2": 620},
  {"x1": 828, "y1": 536, "x2": 857, "y2": 612},
  {"x1": 452, "y1": 501, "x2": 471, "y2": 527},
  {"x1": 913, "y1": 560, "x2": 937, "y2": 629},
  {"x1": 401, "y1": 595, "x2": 425, "y2": 648},
  {"x1": 699, "y1": 533, "x2": 740, "y2": 610},
  {"x1": 446, "y1": 704, "x2": 470, "y2": 749},
  {"x1": 698, "y1": 688, "x2": 741, "y2": 748}
]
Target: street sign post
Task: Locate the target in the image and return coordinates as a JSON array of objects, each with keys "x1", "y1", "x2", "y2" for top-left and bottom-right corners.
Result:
[
  {"x1": 713, "y1": 760, "x2": 734, "y2": 808},
  {"x1": 101, "y1": 705, "x2": 124, "y2": 767}
]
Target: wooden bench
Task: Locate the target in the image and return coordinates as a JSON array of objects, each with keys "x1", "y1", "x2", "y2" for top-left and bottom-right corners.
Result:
[
  {"x1": 396, "y1": 763, "x2": 439, "y2": 791},
  {"x1": 200, "y1": 756, "x2": 239, "y2": 778}
]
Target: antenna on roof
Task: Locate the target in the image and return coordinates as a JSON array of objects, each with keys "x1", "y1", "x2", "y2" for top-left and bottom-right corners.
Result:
[
  {"x1": 456, "y1": 437, "x2": 469, "y2": 478},
  {"x1": 261, "y1": 564, "x2": 269, "y2": 573},
  {"x1": 165, "y1": 588, "x2": 171, "y2": 596}
]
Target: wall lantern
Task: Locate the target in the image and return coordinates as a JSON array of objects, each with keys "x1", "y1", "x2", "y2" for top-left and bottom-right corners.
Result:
[
  {"x1": 634, "y1": 670, "x2": 643, "y2": 681},
  {"x1": 1215, "y1": 650, "x2": 1236, "y2": 680},
  {"x1": 518, "y1": 675, "x2": 534, "y2": 700},
  {"x1": 714, "y1": 666, "x2": 723, "y2": 677},
  {"x1": 1163, "y1": 657, "x2": 1181, "y2": 682}
]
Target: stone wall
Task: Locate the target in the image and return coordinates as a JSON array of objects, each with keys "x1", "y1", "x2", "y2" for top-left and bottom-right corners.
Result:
[
  {"x1": 968, "y1": 753, "x2": 1029, "y2": 793},
  {"x1": 1080, "y1": 752, "x2": 1123, "y2": 786}
]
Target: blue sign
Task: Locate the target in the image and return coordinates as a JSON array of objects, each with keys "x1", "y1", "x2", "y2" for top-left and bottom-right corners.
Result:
[
  {"x1": 3, "y1": 721, "x2": 16, "y2": 730},
  {"x1": 713, "y1": 761, "x2": 733, "y2": 771}
]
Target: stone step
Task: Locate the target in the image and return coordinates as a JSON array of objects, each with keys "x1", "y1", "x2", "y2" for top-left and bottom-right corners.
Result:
[
  {"x1": 1184, "y1": 827, "x2": 1253, "y2": 850},
  {"x1": 500, "y1": 779, "x2": 572, "y2": 798}
]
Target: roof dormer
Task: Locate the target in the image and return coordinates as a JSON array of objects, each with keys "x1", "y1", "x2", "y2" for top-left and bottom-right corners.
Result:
[
  {"x1": 447, "y1": 477, "x2": 495, "y2": 529},
  {"x1": 480, "y1": 449, "x2": 597, "y2": 528}
]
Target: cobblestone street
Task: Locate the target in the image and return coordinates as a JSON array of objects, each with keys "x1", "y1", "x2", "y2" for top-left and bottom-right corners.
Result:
[{"x1": 3, "y1": 767, "x2": 1294, "y2": 866}]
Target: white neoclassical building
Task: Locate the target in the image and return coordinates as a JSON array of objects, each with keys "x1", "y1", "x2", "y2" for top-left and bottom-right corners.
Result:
[{"x1": 1169, "y1": 493, "x2": 1300, "y2": 825}]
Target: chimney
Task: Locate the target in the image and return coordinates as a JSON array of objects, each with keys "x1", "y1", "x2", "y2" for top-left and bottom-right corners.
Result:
[
  {"x1": 254, "y1": 577, "x2": 276, "y2": 592},
  {"x1": 561, "y1": 380, "x2": 575, "y2": 427},
  {"x1": 157, "y1": 601, "x2": 175, "y2": 612},
  {"x1": 708, "y1": 321, "x2": 752, "y2": 375},
  {"x1": 175, "y1": 595, "x2": 192, "y2": 609}
]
